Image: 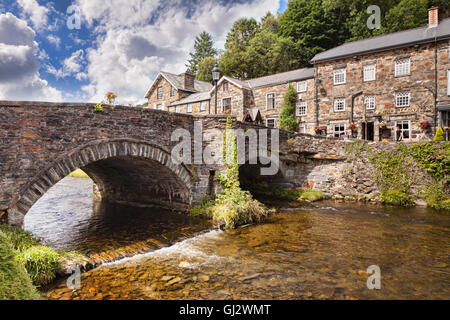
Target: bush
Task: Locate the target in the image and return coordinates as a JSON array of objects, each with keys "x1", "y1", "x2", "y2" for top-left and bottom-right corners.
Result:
[
  {"x1": 424, "y1": 181, "x2": 450, "y2": 211},
  {"x1": 434, "y1": 127, "x2": 444, "y2": 141},
  {"x1": 17, "y1": 246, "x2": 62, "y2": 287},
  {"x1": 278, "y1": 85, "x2": 299, "y2": 132},
  {"x1": 208, "y1": 187, "x2": 268, "y2": 229},
  {"x1": 0, "y1": 231, "x2": 40, "y2": 300},
  {"x1": 380, "y1": 190, "x2": 415, "y2": 207}
]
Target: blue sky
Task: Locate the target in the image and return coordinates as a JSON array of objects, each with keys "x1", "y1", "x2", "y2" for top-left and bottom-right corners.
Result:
[{"x1": 0, "y1": 0, "x2": 287, "y2": 104}]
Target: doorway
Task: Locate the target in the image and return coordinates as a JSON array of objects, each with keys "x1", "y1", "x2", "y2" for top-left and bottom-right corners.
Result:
[{"x1": 362, "y1": 122, "x2": 374, "y2": 141}]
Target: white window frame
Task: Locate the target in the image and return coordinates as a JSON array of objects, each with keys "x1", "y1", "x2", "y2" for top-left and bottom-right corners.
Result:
[
  {"x1": 266, "y1": 93, "x2": 276, "y2": 110},
  {"x1": 333, "y1": 123, "x2": 346, "y2": 138},
  {"x1": 200, "y1": 101, "x2": 207, "y2": 111},
  {"x1": 170, "y1": 86, "x2": 176, "y2": 97},
  {"x1": 395, "y1": 92, "x2": 410, "y2": 107},
  {"x1": 175, "y1": 105, "x2": 180, "y2": 113},
  {"x1": 363, "y1": 64, "x2": 376, "y2": 82},
  {"x1": 187, "y1": 104, "x2": 192, "y2": 113},
  {"x1": 364, "y1": 96, "x2": 376, "y2": 110},
  {"x1": 395, "y1": 120, "x2": 411, "y2": 140},
  {"x1": 157, "y1": 87, "x2": 163, "y2": 99},
  {"x1": 296, "y1": 101, "x2": 307, "y2": 116},
  {"x1": 395, "y1": 58, "x2": 410, "y2": 77},
  {"x1": 447, "y1": 70, "x2": 450, "y2": 96},
  {"x1": 160, "y1": 103, "x2": 165, "y2": 111},
  {"x1": 222, "y1": 97, "x2": 232, "y2": 113},
  {"x1": 333, "y1": 68, "x2": 346, "y2": 85},
  {"x1": 299, "y1": 125, "x2": 306, "y2": 134},
  {"x1": 266, "y1": 118, "x2": 276, "y2": 128},
  {"x1": 334, "y1": 98, "x2": 346, "y2": 112},
  {"x1": 297, "y1": 81, "x2": 307, "y2": 92}
]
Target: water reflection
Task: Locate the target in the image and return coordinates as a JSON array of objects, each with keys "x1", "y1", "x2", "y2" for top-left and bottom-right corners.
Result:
[{"x1": 26, "y1": 177, "x2": 450, "y2": 300}]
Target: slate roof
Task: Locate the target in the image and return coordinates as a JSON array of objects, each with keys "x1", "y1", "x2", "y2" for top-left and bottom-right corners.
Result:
[
  {"x1": 170, "y1": 91, "x2": 211, "y2": 106},
  {"x1": 145, "y1": 71, "x2": 213, "y2": 97},
  {"x1": 310, "y1": 18, "x2": 450, "y2": 63},
  {"x1": 210, "y1": 68, "x2": 314, "y2": 93}
]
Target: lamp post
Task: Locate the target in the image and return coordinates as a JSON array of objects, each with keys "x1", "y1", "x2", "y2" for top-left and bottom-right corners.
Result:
[{"x1": 212, "y1": 63, "x2": 220, "y2": 114}]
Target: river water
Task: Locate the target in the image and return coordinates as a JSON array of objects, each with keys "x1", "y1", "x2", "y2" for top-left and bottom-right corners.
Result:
[{"x1": 25, "y1": 177, "x2": 449, "y2": 300}]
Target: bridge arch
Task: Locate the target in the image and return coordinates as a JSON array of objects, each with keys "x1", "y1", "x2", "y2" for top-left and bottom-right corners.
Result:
[{"x1": 9, "y1": 139, "x2": 195, "y2": 225}]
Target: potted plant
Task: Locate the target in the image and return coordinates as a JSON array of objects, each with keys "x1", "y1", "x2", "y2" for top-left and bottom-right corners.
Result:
[
  {"x1": 105, "y1": 92, "x2": 117, "y2": 105},
  {"x1": 379, "y1": 121, "x2": 386, "y2": 129}
]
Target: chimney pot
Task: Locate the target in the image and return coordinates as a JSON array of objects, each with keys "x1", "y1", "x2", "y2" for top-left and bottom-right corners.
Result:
[{"x1": 428, "y1": 7, "x2": 439, "y2": 27}]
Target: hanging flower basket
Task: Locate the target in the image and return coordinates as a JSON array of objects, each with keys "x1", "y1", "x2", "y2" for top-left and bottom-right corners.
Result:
[
  {"x1": 350, "y1": 123, "x2": 357, "y2": 130},
  {"x1": 418, "y1": 120, "x2": 431, "y2": 130},
  {"x1": 379, "y1": 121, "x2": 387, "y2": 129}
]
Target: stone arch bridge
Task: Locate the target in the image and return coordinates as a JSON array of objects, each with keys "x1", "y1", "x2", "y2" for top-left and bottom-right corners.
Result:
[{"x1": 0, "y1": 101, "x2": 349, "y2": 227}]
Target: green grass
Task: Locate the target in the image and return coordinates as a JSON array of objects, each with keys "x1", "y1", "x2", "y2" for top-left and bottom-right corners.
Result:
[
  {"x1": 380, "y1": 190, "x2": 415, "y2": 207},
  {"x1": 298, "y1": 189, "x2": 326, "y2": 202},
  {"x1": 68, "y1": 169, "x2": 90, "y2": 178},
  {"x1": 0, "y1": 224, "x2": 88, "y2": 294},
  {"x1": 0, "y1": 231, "x2": 41, "y2": 300}
]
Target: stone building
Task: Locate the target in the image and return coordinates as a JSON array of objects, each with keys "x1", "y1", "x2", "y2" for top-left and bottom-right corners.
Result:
[
  {"x1": 310, "y1": 7, "x2": 450, "y2": 141},
  {"x1": 144, "y1": 7, "x2": 450, "y2": 141}
]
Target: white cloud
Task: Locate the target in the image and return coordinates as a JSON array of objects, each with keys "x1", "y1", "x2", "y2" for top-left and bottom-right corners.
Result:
[
  {"x1": 46, "y1": 49, "x2": 85, "y2": 79},
  {"x1": 0, "y1": 13, "x2": 62, "y2": 101},
  {"x1": 46, "y1": 34, "x2": 60, "y2": 48},
  {"x1": 17, "y1": 0, "x2": 49, "y2": 30},
  {"x1": 74, "y1": 0, "x2": 279, "y2": 104}
]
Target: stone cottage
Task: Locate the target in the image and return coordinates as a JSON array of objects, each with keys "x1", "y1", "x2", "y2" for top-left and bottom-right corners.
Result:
[{"x1": 145, "y1": 7, "x2": 450, "y2": 141}]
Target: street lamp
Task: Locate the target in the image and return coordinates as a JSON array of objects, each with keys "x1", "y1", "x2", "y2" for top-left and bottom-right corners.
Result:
[{"x1": 212, "y1": 63, "x2": 220, "y2": 114}]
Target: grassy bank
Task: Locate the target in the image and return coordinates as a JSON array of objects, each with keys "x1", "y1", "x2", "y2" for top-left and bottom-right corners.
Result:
[
  {"x1": 241, "y1": 183, "x2": 326, "y2": 203},
  {"x1": 0, "y1": 224, "x2": 88, "y2": 300},
  {"x1": 68, "y1": 169, "x2": 90, "y2": 178}
]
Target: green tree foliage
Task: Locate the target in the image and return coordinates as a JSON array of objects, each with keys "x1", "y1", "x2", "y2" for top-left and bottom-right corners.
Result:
[
  {"x1": 279, "y1": 85, "x2": 299, "y2": 132},
  {"x1": 220, "y1": 18, "x2": 260, "y2": 79},
  {"x1": 278, "y1": 0, "x2": 350, "y2": 66},
  {"x1": 196, "y1": 56, "x2": 217, "y2": 83},
  {"x1": 381, "y1": 0, "x2": 429, "y2": 33},
  {"x1": 187, "y1": 31, "x2": 217, "y2": 75}
]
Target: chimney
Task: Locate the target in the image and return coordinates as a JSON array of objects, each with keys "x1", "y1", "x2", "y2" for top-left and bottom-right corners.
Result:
[
  {"x1": 180, "y1": 69, "x2": 195, "y2": 90},
  {"x1": 428, "y1": 7, "x2": 438, "y2": 27}
]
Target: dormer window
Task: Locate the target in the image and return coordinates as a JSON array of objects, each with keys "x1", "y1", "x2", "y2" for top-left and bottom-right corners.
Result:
[
  {"x1": 395, "y1": 58, "x2": 410, "y2": 77},
  {"x1": 334, "y1": 68, "x2": 346, "y2": 85}
]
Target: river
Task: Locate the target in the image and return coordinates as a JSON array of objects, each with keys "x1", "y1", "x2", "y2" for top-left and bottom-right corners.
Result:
[{"x1": 24, "y1": 177, "x2": 449, "y2": 300}]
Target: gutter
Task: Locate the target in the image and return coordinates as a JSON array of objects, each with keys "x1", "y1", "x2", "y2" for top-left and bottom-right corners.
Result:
[{"x1": 350, "y1": 91, "x2": 363, "y2": 124}]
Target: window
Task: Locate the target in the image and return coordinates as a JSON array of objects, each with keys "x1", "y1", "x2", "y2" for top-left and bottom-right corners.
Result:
[
  {"x1": 334, "y1": 68, "x2": 346, "y2": 85},
  {"x1": 364, "y1": 96, "x2": 376, "y2": 110},
  {"x1": 157, "y1": 87, "x2": 163, "y2": 99},
  {"x1": 333, "y1": 124, "x2": 346, "y2": 138},
  {"x1": 223, "y1": 98, "x2": 231, "y2": 113},
  {"x1": 266, "y1": 93, "x2": 275, "y2": 110},
  {"x1": 299, "y1": 125, "x2": 306, "y2": 134},
  {"x1": 448, "y1": 70, "x2": 450, "y2": 96},
  {"x1": 175, "y1": 105, "x2": 180, "y2": 113},
  {"x1": 396, "y1": 92, "x2": 410, "y2": 107},
  {"x1": 395, "y1": 120, "x2": 410, "y2": 140},
  {"x1": 170, "y1": 86, "x2": 176, "y2": 97},
  {"x1": 297, "y1": 81, "x2": 307, "y2": 92},
  {"x1": 266, "y1": 118, "x2": 276, "y2": 128},
  {"x1": 200, "y1": 101, "x2": 207, "y2": 111},
  {"x1": 187, "y1": 104, "x2": 192, "y2": 113},
  {"x1": 160, "y1": 103, "x2": 165, "y2": 111},
  {"x1": 395, "y1": 58, "x2": 410, "y2": 77},
  {"x1": 296, "y1": 102, "x2": 307, "y2": 116},
  {"x1": 334, "y1": 98, "x2": 346, "y2": 112},
  {"x1": 223, "y1": 82, "x2": 229, "y2": 92},
  {"x1": 363, "y1": 64, "x2": 376, "y2": 82}
]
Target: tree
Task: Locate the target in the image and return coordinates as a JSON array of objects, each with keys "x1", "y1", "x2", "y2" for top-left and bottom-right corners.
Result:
[
  {"x1": 278, "y1": 85, "x2": 299, "y2": 132},
  {"x1": 196, "y1": 56, "x2": 217, "y2": 83},
  {"x1": 278, "y1": 0, "x2": 350, "y2": 66},
  {"x1": 220, "y1": 18, "x2": 260, "y2": 79},
  {"x1": 187, "y1": 32, "x2": 217, "y2": 75},
  {"x1": 434, "y1": 127, "x2": 444, "y2": 141},
  {"x1": 381, "y1": 0, "x2": 428, "y2": 34}
]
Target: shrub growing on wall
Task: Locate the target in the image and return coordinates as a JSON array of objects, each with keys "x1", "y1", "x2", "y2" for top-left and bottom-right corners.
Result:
[{"x1": 279, "y1": 85, "x2": 299, "y2": 132}]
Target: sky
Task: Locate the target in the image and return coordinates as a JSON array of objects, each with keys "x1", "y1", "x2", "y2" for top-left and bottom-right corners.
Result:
[{"x1": 0, "y1": 0, "x2": 288, "y2": 105}]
